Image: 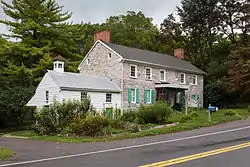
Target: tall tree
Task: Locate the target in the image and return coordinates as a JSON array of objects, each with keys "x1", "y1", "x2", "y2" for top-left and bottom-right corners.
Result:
[
  {"x1": 218, "y1": 0, "x2": 242, "y2": 44},
  {"x1": 160, "y1": 14, "x2": 184, "y2": 55},
  {"x1": 178, "y1": 0, "x2": 221, "y2": 68},
  {"x1": 105, "y1": 11, "x2": 160, "y2": 51},
  {"x1": 226, "y1": 47, "x2": 250, "y2": 102}
]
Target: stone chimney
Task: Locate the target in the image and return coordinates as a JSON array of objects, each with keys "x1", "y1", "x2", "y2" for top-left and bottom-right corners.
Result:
[
  {"x1": 52, "y1": 55, "x2": 67, "y2": 73},
  {"x1": 174, "y1": 48, "x2": 184, "y2": 59},
  {"x1": 94, "y1": 30, "x2": 110, "y2": 43}
]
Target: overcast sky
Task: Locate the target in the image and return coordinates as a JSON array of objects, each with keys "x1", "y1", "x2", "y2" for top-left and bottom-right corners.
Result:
[{"x1": 0, "y1": 0, "x2": 181, "y2": 34}]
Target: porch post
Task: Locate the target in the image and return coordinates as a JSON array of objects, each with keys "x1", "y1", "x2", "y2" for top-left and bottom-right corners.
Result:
[{"x1": 185, "y1": 91, "x2": 188, "y2": 116}]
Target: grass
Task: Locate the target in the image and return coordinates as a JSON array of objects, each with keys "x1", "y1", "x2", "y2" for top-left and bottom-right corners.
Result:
[
  {"x1": 5, "y1": 108, "x2": 250, "y2": 143},
  {"x1": 0, "y1": 147, "x2": 13, "y2": 160}
]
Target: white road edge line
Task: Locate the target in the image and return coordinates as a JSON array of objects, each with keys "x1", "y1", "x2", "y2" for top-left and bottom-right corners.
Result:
[{"x1": 1, "y1": 126, "x2": 250, "y2": 167}]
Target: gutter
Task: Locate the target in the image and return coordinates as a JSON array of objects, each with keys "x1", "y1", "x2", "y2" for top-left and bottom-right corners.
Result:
[{"x1": 60, "y1": 87, "x2": 122, "y2": 93}]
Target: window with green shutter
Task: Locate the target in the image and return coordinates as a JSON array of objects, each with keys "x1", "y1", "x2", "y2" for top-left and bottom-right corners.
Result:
[
  {"x1": 128, "y1": 88, "x2": 132, "y2": 103},
  {"x1": 136, "y1": 88, "x2": 140, "y2": 103},
  {"x1": 151, "y1": 89, "x2": 155, "y2": 104},
  {"x1": 144, "y1": 89, "x2": 151, "y2": 103},
  {"x1": 144, "y1": 89, "x2": 147, "y2": 103}
]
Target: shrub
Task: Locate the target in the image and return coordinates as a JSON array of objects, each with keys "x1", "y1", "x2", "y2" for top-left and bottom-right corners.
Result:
[
  {"x1": 248, "y1": 105, "x2": 250, "y2": 113},
  {"x1": 179, "y1": 111, "x2": 199, "y2": 123},
  {"x1": 34, "y1": 98, "x2": 93, "y2": 135},
  {"x1": 223, "y1": 109, "x2": 237, "y2": 116},
  {"x1": 120, "y1": 109, "x2": 138, "y2": 123},
  {"x1": 137, "y1": 102, "x2": 173, "y2": 124},
  {"x1": 81, "y1": 115, "x2": 111, "y2": 137}
]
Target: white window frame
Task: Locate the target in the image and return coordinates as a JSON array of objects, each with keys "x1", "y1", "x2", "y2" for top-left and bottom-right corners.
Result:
[
  {"x1": 180, "y1": 73, "x2": 186, "y2": 84},
  {"x1": 160, "y1": 70, "x2": 166, "y2": 82},
  {"x1": 81, "y1": 92, "x2": 87, "y2": 101},
  {"x1": 145, "y1": 67, "x2": 152, "y2": 80},
  {"x1": 87, "y1": 59, "x2": 90, "y2": 65},
  {"x1": 106, "y1": 93, "x2": 112, "y2": 103},
  {"x1": 108, "y1": 53, "x2": 112, "y2": 59},
  {"x1": 130, "y1": 65, "x2": 137, "y2": 78},
  {"x1": 45, "y1": 91, "x2": 49, "y2": 103},
  {"x1": 146, "y1": 90, "x2": 151, "y2": 104},
  {"x1": 192, "y1": 75, "x2": 198, "y2": 85},
  {"x1": 131, "y1": 88, "x2": 136, "y2": 103}
]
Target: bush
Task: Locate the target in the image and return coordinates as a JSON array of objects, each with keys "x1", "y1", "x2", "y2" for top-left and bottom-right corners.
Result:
[
  {"x1": 223, "y1": 109, "x2": 237, "y2": 116},
  {"x1": 179, "y1": 111, "x2": 199, "y2": 123},
  {"x1": 120, "y1": 109, "x2": 138, "y2": 123},
  {"x1": 248, "y1": 105, "x2": 250, "y2": 113},
  {"x1": 34, "y1": 97, "x2": 93, "y2": 135},
  {"x1": 81, "y1": 115, "x2": 111, "y2": 137},
  {"x1": 0, "y1": 86, "x2": 35, "y2": 128},
  {"x1": 137, "y1": 102, "x2": 173, "y2": 124}
]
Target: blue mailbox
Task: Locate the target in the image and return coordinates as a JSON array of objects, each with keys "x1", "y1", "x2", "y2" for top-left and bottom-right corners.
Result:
[{"x1": 208, "y1": 105, "x2": 218, "y2": 112}]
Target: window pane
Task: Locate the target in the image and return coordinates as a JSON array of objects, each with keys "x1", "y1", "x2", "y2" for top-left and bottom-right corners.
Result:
[
  {"x1": 146, "y1": 90, "x2": 151, "y2": 103},
  {"x1": 146, "y1": 68, "x2": 151, "y2": 79},
  {"x1": 181, "y1": 74, "x2": 185, "y2": 83},
  {"x1": 160, "y1": 71, "x2": 164, "y2": 81},
  {"x1": 131, "y1": 89, "x2": 136, "y2": 102},
  {"x1": 131, "y1": 66, "x2": 136, "y2": 77},
  {"x1": 81, "y1": 92, "x2": 87, "y2": 101},
  {"x1": 45, "y1": 91, "x2": 49, "y2": 103},
  {"x1": 106, "y1": 93, "x2": 112, "y2": 103},
  {"x1": 192, "y1": 76, "x2": 197, "y2": 84}
]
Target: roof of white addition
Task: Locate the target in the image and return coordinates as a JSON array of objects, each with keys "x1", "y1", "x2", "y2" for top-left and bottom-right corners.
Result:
[{"x1": 48, "y1": 70, "x2": 121, "y2": 92}]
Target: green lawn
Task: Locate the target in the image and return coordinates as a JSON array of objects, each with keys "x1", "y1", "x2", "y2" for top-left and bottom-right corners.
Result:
[
  {"x1": 5, "y1": 108, "x2": 250, "y2": 143},
  {"x1": 0, "y1": 147, "x2": 13, "y2": 160}
]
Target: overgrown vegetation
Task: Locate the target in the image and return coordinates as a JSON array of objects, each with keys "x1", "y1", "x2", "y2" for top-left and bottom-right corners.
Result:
[{"x1": 0, "y1": 147, "x2": 13, "y2": 160}]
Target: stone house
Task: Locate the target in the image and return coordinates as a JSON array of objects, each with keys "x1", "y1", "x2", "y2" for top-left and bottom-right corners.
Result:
[{"x1": 78, "y1": 30, "x2": 205, "y2": 111}]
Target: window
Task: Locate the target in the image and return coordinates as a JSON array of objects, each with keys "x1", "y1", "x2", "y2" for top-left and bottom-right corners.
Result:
[
  {"x1": 145, "y1": 68, "x2": 152, "y2": 80},
  {"x1": 160, "y1": 70, "x2": 165, "y2": 81},
  {"x1": 131, "y1": 88, "x2": 136, "y2": 103},
  {"x1": 146, "y1": 90, "x2": 151, "y2": 103},
  {"x1": 81, "y1": 92, "x2": 87, "y2": 101},
  {"x1": 130, "y1": 65, "x2": 137, "y2": 78},
  {"x1": 87, "y1": 59, "x2": 90, "y2": 65},
  {"x1": 54, "y1": 63, "x2": 57, "y2": 68},
  {"x1": 180, "y1": 73, "x2": 186, "y2": 84},
  {"x1": 108, "y1": 53, "x2": 112, "y2": 59},
  {"x1": 106, "y1": 93, "x2": 112, "y2": 103},
  {"x1": 192, "y1": 75, "x2": 197, "y2": 85},
  {"x1": 58, "y1": 63, "x2": 62, "y2": 68},
  {"x1": 45, "y1": 91, "x2": 49, "y2": 103}
]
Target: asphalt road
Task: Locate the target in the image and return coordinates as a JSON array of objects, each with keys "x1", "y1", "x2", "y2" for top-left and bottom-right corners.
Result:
[{"x1": 1, "y1": 119, "x2": 250, "y2": 167}]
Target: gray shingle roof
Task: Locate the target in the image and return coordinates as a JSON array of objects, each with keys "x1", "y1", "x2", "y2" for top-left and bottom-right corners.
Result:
[
  {"x1": 105, "y1": 42, "x2": 205, "y2": 74},
  {"x1": 48, "y1": 70, "x2": 121, "y2": 92}
]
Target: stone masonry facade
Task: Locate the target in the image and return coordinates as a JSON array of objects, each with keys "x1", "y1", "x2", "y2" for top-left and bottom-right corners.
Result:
[
  {"x1": 79, "y1": 42, "x2": 204, "y2": 110},
  {"x1": 122, "y1": 61, "x2": 204, "y2": 109}
]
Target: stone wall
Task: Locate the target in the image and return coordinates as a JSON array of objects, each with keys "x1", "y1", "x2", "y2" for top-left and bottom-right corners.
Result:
[
  {"x1": 78, "y1": 42, "x2": 123, "y2": 89},
  {"x1": 122, "y1": 61, "x2": 204, "y2": 108}
]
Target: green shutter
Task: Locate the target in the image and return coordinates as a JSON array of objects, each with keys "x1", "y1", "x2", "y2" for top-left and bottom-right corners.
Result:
[
  {"x1": 136, "y1": 88, "x2": 140, "y2": 103},
  {"x1": 144, "y1": 89, "x2": 147, "y2": 103},
  {"x1": 128, "y1": 88, "x2": 132, "y2": 103},
  {"x1": 151, "y1": 89, "x2": 155, "y2": 104}
]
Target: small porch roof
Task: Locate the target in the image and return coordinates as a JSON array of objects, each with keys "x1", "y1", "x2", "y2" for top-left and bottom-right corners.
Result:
[{"x1": 155, "y1": 83, "x2": 189, "y2": 90}]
